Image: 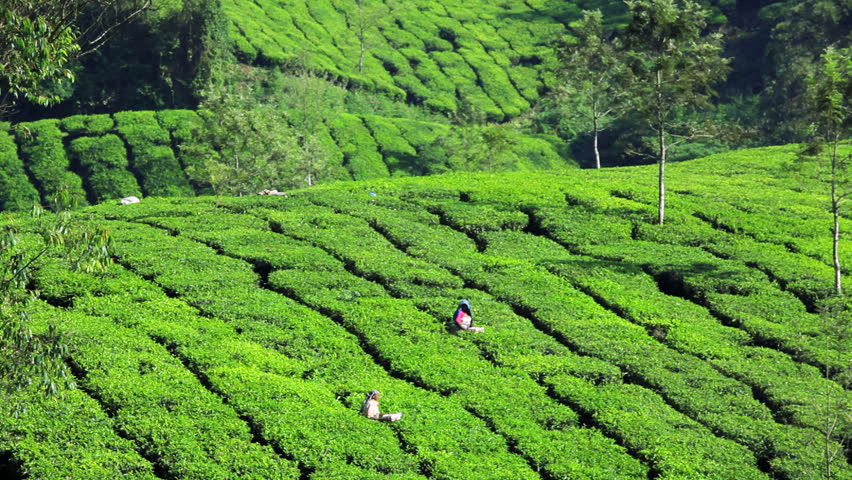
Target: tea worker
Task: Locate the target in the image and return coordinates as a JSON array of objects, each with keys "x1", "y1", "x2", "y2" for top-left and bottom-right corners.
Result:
[
  {"x1": 452, "y1": 299, "x2": 484, "y2": 333},
  {"x1": 360, "y1": 389, "x2": 402, "y2": 421}
]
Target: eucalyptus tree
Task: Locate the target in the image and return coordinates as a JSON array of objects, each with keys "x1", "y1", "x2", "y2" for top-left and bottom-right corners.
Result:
[
  {"x1": 0, "y1": 0, "x2": 151, "y2": 116},
  {"x1": 347, "y1": 0, "x2": 392, "y2": 74},
  {"x1": 802, "y1": 45, "x2": 852, "y2": 296},
  {"x1": 621, "y1": 0, "x2": 730, "y2": 224},
  {"x1": 0, "y1": 0, "x2": 143, "y2": 402},
  {"x1": 554, "y1": 9, "x2": 631, "y2": 169}
]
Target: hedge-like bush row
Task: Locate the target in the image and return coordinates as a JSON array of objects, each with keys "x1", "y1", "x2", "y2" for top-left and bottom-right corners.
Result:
[
  {"x1": 24, "y1": 297, "x2": 297, "y2": 479},
  {"x1": 33, "y1": 233, "x2": 420, "y2": 477},
  {"x1": 68, "y1": 134, "x2": 141, "y2": 203},
  {"x1": 362, "y1": 115, "x2": 422, "y2": 177},
  {"x1": 308, "y1": 196, "x2": 783, "y2": 480},
  {"x1": 199, "y1": 216, "x2": 645, "y2": 479},
  {"x1": 534, "y1": 186, "x2": 852, "y2": 381},
  {"x1": 483, "y1": 227, "x2": 852, "y2": 470},
  {"x1": 0, "y1": 123, "x2": 39, "y2": 211},
  {"x1": 463, "y1": 207, "x2": 847, "y2": 479},
  {"x1": 106, "y1": 202, "x2": 643, "y2": 479},
  {"x1": 328, "y1": 113, "x2": 390, "y2": 180},
  {"x1": 114, "y1": 111, "x2": 194, "y2": 197},
  {"x1": 85, "y1": 213, "x2": 537, "y2": 479},
  {"x1": 222, "y1": 0, "x2": 562, "y2": 119},
  {"x1": 60, "y1": 114, "x2": 114, "y2": 136},
  {"x1": 15, "y1": 119, "x2": 88, "y2": 207},
  {"x1": 1, "y1": 110, "x2": 572, "y2": 212},
  {"x1": 0, "y1": 378, "x2": 156, "y2": 479},
  {"x1": 317, "y1": 186, "x2": 850, "y2": 480}
]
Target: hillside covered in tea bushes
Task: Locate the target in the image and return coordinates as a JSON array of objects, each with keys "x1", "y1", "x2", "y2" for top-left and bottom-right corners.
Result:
[
  {"x1": 0, "y1": 110, "x2": 571, "y2": 211},
  {"x1": 1, "y1": 146, "x2": 850, "y2": 480}
]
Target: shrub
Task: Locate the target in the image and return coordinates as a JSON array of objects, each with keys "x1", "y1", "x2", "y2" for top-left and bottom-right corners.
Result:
[
  {"x1": 115, "y1": 111, "x2": 193, "y2": 197},
  {"x1": 0, "y1": 125, "x2": 39, "y2": 210},
  {"x1": 362, "y1": 115, "x2": 419, "y2": 176},
  {"x1": 60, "y1": 114, "x2": 115, "y2": 136},
  {"x1": 15, "y1": 119, "x2": 88, "y2": 207},
  {"x1": 328, "y1": 113, "x2": 390, "y2": 180},
  {"x1": 68, "y1": 135, "x2": 141, "y2": 203}
]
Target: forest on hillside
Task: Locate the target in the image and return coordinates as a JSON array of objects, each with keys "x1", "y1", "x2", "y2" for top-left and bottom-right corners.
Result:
[{"x1": 2, "y1": 0, "x2": 850, "y2": 171}]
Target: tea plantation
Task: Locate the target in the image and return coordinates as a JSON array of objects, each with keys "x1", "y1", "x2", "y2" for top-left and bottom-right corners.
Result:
[
  {"x1": 0, "y1": 111, "x2": 571, "y2": 211},
  {"x1": 1, "y1": 145, "x2": 851, "y2": 479}
]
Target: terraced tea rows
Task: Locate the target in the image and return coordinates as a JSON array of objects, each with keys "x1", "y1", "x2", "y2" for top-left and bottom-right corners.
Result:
[
  {"x1": 0, "y1": 111, "x2": 570, "y2": 212},
  {"x1": 1, "y1": 146, "x2": 850, "y2": 479}
]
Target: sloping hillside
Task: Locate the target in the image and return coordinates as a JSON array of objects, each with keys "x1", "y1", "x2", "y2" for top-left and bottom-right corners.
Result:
[
  {"x1": 1, "y1": 147, "x2": 850, "y2": 479},
  {"x1": 0, "y1": 111, "x2": 572, "y2": 211},
  {"x1": 224, "y1": 0, "x2": 590, "y2": 120}
]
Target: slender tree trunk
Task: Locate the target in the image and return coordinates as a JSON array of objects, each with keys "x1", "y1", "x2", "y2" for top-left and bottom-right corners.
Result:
[
  {"x1": 832, "y1": 137, "x2": 842, "y2": 295},
  {"x1": 358, "y1": 34, "x2": 365, "y2": 73},
  {"x1": 656, "y1": 70, "x2": 666, "y2": 225},
  {"x1": 658, "y1": 130, "x2": 666, "y2": 225},
  {"x1": 593, "y1": 102, "x2": 601, "y2": 169},
  {"x1": 833, "y1": 201, "x2": 842, "y2": 295}
]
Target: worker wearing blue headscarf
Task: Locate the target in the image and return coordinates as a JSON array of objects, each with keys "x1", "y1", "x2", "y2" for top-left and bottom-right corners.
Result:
[{"x1": 452, "y1": 299, "x2": 484, "y2": 333}]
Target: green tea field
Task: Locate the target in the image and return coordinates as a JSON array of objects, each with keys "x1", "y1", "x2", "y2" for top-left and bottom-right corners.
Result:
[{"x1": 1, "y1": 145, "x2": 850, "y2": 480}]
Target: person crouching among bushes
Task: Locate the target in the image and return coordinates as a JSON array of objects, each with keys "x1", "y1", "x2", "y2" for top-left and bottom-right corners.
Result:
[
  {"x1": 360, "y1": 390, "x2": 402, "y2": 421},
  {"x1": 452, "y1": 299, "x2": 484, "y2": 333}
]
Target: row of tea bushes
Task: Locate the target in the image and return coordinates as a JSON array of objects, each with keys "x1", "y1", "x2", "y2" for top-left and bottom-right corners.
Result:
[
  {"x1": 223, "y1": 0, "x2": 559, "y2": 120},
  {"x1": 15, "y1": 119, "x2": 88, "y2": 207},
  {"x1": 442, "y1": 202, "x2": 849, "y2": 476},
  {"x1": 165, "y1": 207, "x2": 649, "y2": 480},
  {"x1": 26, "y1": 298, "x2": 296, "y2": 479},
  {"x1": 312, "y1": 191, "x2": 844, "y2": 480},
  {"x1": 107, "y1": 200, "x2": 645, "y2": 479},
  {"x1": 0, "y1": 384, "x2": 157, "y2": 479},
  {"x1": 0, "y1": 123, "x2": 39, "y2": 211},
  {"x1": 113, "y1": 111, "x2": 194, "y2": 198},
  {"x1": 255, "y1": 201, "x2": 775, "y2": 480},
  {"x1": 67, "y1": 134, "x2": 141, "y2": 203},
  {"x1": 297, "y1": 199, "x2": 772, "y2": 480},
  {"x1": 0, "y1": 110, "x2": 572, "y2": 212},
  {"x1": 531, "y1": 187, "x2": 851, "y2": 381},
  {"x1": 85, "y1": 211, "x2": 540, "y2": 479},
  {"x1": 482, "y1": 227, "x2": 851, "y2": 467},
  {"x1": 32, "y1": 234, "x2": 422, "y2": 477}
]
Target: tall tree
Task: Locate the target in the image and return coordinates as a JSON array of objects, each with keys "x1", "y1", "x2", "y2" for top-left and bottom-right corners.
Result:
[
  {"x1": 801, "y1": 45, "x2": 852, "y2": 295},
  {"x1": 347, "y1": 0, "x2": 391, "y2": 74},
  {"x1": 183, "y1": 79, "x2": 299, "y2": 197},
  {"x1": 0, "y1": 0, "x2": 151, "y2": 116},
  {"x1": 554, "y1": 9, "x2": 631, "y2": 169},
  {"x1": 765, "y1": 0, "x2": 852, "y2": 142},
  {"x1": 621, "y1": 0, "x2": 730, "y2": 224}
]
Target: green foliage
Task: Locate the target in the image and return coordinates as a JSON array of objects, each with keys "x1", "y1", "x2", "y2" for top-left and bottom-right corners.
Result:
[
  {"x1": 1, "y1": 202, "x2": 111, "y2": 405},
  {"x1": 423, "y1": 123, "x2": 547, "y2": 173},
  {"x1": 115, "y1": 110, "x2": 194, "y2": 197},
  {"x1": 14, "y1": 119, "x2": 88, "y2": 208},
  {"x1": 68, "y1": 134, "x2": 141, "y2": 203},
  {"x1": 219, "y1": 0, "x2": 569, "y2": 121},
  {"x1": 59, "y1": 114, "x2": 115, "y2": 136},
  {"x1": 0, "y1": 4, "x2": 79, "y2": 113},
  {"x1": 329, "y1": 113, "x2": 390, "y2": 180},
  {"x1": 0, "y1": 124, "x2": 39, "y2": 211},
  {"x1": 2, "y1": 145, "x2": 852, "y2": 478}
]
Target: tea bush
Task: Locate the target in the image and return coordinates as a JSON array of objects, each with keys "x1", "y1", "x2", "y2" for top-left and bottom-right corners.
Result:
[
  {"x1": 0, "y1": 124, "x2": 39, "y2": 210},
  {"x1": 15, "y1": 119, "x2": 87, "y2": 206}
]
